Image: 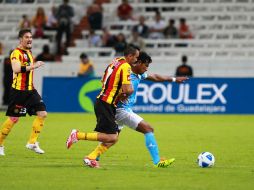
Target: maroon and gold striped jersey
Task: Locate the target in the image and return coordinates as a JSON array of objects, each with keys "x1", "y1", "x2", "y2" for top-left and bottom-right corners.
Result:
[
  {"x1": 10, "y1": 48, "x2": 34, "y2": 91},
  {"x1": 97, "y1": 57, "x2": 131, "y2": 106}
]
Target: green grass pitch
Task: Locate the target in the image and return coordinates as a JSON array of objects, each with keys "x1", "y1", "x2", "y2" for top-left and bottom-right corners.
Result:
[{"x1": 0, "y1": 112, "x2": 253, "y2": 190}]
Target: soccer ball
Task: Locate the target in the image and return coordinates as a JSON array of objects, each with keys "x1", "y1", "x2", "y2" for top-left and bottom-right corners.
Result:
[{"x1": 197, "y1": 152, "x2": 215, "y2": 168}]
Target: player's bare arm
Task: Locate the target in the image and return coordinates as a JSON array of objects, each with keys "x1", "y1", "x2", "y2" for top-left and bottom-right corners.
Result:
[
  {"x1": 118, "y1": 84, "x2": 134, "y2": 101},
  {"x1": 147, "y1": 74, "x2": 189, "y2": 83},
  {"x1": 122, "y1": 84, "x2": 134, "y2": 95},
  {"x1": 11, "y1": 60, "x2": 45, "y2": 74}
]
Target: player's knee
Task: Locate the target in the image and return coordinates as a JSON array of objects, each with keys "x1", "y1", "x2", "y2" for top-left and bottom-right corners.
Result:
[
  {"x1": 109, "y1": 134, "x2": 118, "y2": 143},
  {"x1": 112, "y1": 135, "x2": 118, "y2": 143},
  {"x1": 137, "y1": 122, "x2": 153, "y2": 133},
  {"x1": 37, "y1": 111, "x2": 47, "y2": 119},
  {"x1": 10, "y1": 117, "x2": 19, "y2": 123},
  {"x1": 145, "y1": 124, "x2": 154, "y2": 133}
]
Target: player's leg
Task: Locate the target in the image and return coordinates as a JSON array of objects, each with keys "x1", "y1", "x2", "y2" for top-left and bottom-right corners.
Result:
[
  {"x1": 82, "y1": 138, "x2": 116, "y2": 168},
  {"x1": 118, "y1": 109, "x2": 174, "y2": 167},
  {"x1": 66, "y1": 99, "x2": 119, "y2": 167},
  {"x1": 0, "y1": 88, "x2": 24, "y2": 155},
  {"x1": 136, "y1": 121, "x2": 161, "y2": 165},
  {"x1": 85, "y1": 110, "x2": 127, "y2": 161},
  {"x1": 26, "y1": 111, "x2": 47, "y2": 154},
  {"x1": 86, "y1": 132, "x2": 120, "y2": 161},
  {"x1": 87, "y1": 142, "x2": 110, "y2": 160},
  {"x1": 67, "y1": 99, "x2": 119, "y2": 148},
  {"x1": 95, "y1": 108, "x2": 152, "y2": 162},
  {"x1": 26, "y1": 90, "x2": 47, "y2": 154},
  {"x1": 66, "y1": 130, "x2": 118, "y2": 149},
  {"x1": 85, "y1": 126, "x2": 124, "y2": 162},
  {"x1": 0, "y1": 117, "x2": 19, "y2": 156},
  {"x1": 136, "y1": 121, "x2": 175, "y2": 167},
  {"x1": 78, "y1": 132, "x2": 118, "y2": 142},
  {"x1": 0, "y1": 117, "x2": 19, "y2": 145},
  {"x1": 66, "y1": 130, "x2": 119, "y2": 161},
  {"x1": 81, "y1": 122, "x2": 118, "y2": 167},
  {"x1": 28, "y1": 111, "x2": 47, "y2": 144}
]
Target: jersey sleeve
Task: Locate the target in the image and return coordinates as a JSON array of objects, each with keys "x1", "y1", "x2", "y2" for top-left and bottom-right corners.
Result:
[
  {"x1": 121, "y1": 63, "x2": 131, "y2": 85},
  {"x1": 10, "y1": 50, "x2": 22, "y2": 64}
]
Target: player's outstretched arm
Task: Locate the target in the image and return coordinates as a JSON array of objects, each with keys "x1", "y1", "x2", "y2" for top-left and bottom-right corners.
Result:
[
  {"x1": 12, "y1": 60, "x2": 45, "y2": 73},
  {"x1": 174, "y1": 76, "x2": 189, "y2": 83},
  {"x1": 146, "y1": 74, "x2": 189, "y2": 83}
]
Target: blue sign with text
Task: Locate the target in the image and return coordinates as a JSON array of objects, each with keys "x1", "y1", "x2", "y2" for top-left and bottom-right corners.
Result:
[{"x1": 42, "y1": 77, "x2": 254, "y2": 114}]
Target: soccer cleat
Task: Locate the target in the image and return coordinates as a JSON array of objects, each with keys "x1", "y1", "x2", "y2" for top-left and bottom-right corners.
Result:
[
  {"x1": 0, "y1": 146, "x2": 5, "y2": 156},
  {"x1": 26, "y1": 142, "x2": 45, "y2": 154},
  {"x1": 84, "y1": 157, "x2": 100, "y2": 168},
  {"x1": 66, "y1": 129, "x2": 78, "y2": 149},
  {"x1": 155, "y1": 158, "x2": 175, "y2": 168}
]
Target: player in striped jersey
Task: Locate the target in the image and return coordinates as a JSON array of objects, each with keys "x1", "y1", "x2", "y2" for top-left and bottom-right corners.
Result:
[
  {"x1": 66, "y1": 46, "x2": 139, "y2": 167},
  {"x1": 0, "y1": 29, "x2": 47, "y2": 156},
  {"x1": 85, "y1": 52, "x2": 188, "y2": 168}
]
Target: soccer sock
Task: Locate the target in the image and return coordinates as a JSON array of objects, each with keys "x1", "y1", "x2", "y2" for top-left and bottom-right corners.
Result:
[
  {"x1": 77, "y1": 132, "x2": 98, "y2": 141},
  {"x1": 0, "y1": 118, "x2": 15, "y2": 146},
  {"x1": 87, "y1": 143, "x2": 108, "y2": 160},
  {"x1": 145, "y1": 132, "x2": 160, "y2": 165},
  {"x1": 28, "y1": 116, "x2": 44, "y2": 144}
]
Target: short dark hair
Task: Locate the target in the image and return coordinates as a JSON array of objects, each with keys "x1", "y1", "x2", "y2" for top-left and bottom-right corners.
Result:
[
  {"x1": 80, "y1": 53, "x2": 88, "y2": 59},
  {"x1": 43, "y1": 45, "x2": 50, "y2": 53},
  {"x1": 169, "y1": 19, "x2": 175, "y2": 24},
  {"x1": 180, "y1": 18, "x2": 186, "y2": 23},
  {"x1": 123, "y1": 46, "x2": 138, "y2": 56},
  {"x1": 18, "y1": 28, "x2": 32, "y2": 38},
  {"x1": 182, "y1": 55, "x2": 187, "y2": 63},
  {"x1": 137, "y1": 51, "x2": 152, "y2": 64}
]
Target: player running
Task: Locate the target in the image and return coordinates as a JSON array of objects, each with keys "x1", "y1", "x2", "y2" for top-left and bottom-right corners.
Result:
[
  {"x1": 66, "y1": 46, "x2": 139, "y2": 167},
  {"x1": 0, "y1": 29, "x2": 46, "y2": 156},
  {"x1": 69, "y1": 51, "x2": 188, "y2": 168}
]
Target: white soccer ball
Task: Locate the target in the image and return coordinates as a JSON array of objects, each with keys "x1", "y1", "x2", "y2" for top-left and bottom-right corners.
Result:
[{"x1": 197, "y1": 152, "x2": 215, "y2": 168}]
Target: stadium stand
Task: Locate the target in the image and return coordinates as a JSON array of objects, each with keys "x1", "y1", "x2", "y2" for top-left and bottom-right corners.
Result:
[
  {"x1": 1, "y1": 0, "x2": 254, "y2": 104},
  {"x1": 110, "y1": 1, "x2": 253, "y2": 74}
]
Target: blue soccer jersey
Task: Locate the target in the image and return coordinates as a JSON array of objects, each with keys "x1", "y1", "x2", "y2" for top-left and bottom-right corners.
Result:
[{"x1": 117, "y1": 72, "x2": 148, "y2": 110}]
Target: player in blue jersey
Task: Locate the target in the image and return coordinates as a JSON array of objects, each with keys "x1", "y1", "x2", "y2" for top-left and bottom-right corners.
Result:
[{"x1": 85, "y1": 52, "x2": 188, "y2": 168}]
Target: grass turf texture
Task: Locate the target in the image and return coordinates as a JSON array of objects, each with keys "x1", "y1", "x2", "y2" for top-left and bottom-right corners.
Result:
[{"x1": 0, "y1": 112, "x2": 253, "y2": 190}]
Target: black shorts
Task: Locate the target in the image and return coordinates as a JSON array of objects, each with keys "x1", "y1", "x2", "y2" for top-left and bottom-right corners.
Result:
[
  {"x1": 6, "y1": 88, "x2": 46, "y2": 117},
  {"x1": 94, "y1": 99, "x2": 118, "y2": 134}
]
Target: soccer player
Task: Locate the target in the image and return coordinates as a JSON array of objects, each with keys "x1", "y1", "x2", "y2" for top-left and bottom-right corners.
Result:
[
  {"x1": 0, "y1": 29, "x2": 47, "y2": 156},
  {"x1": 66, "y1": 46, "x2": 139, "y2": 167},
  {"x1": 85, "y1": 52, "x2": 188, "y2": 168}
]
